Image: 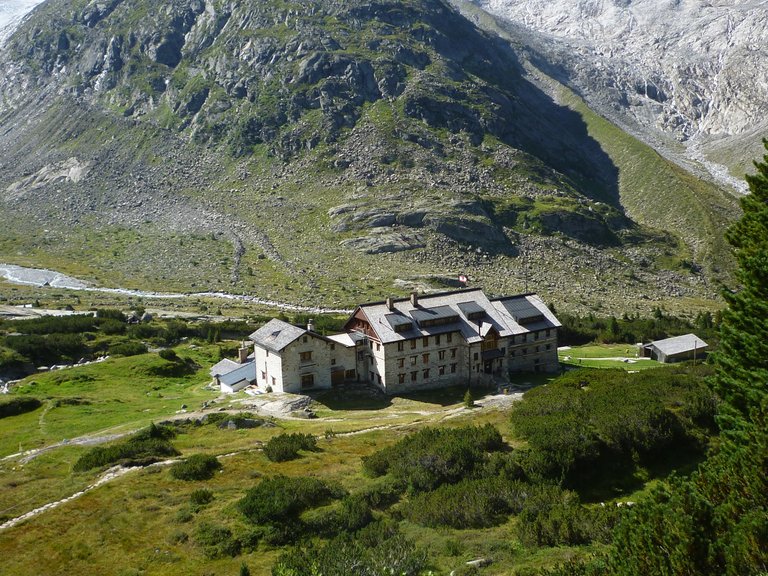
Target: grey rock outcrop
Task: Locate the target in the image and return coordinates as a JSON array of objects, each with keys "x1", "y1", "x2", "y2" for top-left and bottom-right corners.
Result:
[{"x1": 473, "y1": 0, "x2": 768, "y2": 179}]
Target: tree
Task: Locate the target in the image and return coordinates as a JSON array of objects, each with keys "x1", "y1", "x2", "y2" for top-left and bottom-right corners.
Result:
[
  {"x1": 552, "y1": 141, "x2": 768, "y2": 576},
  {"x1": 713, "y1": 138, "x2": 768, "y2": 434},
  {"x1": 463, "y1": 388, "x2": 474, "y2": 408}
]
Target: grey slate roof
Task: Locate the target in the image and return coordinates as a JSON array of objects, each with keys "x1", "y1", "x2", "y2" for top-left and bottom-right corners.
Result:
[
  {"x1": 355, "y1": 289, "x2": 554, "y2": 345},
  {"x1": 218, "y1": 361, "x2": 256, "y2": 388},
  {"x1": 492, "y1": 294, "x2": 561, "y2": 333},
  {"x1": 650, "y1": 334, "x2": 708, "y2": 356},
  {"x1": 209, "y1": 358, "x2": 240, "y2": 377},
  {"x1": 249, "y1": 319, "x2": 306, "y2": 353}
]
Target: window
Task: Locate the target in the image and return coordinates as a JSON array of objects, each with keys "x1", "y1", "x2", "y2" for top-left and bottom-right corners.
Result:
[
  {"x1": 398, "y1": 373, "x2": 405, "y2": 384},
  {"x1": 301, "y1": 374, "x2": 314, "y2": 389},
  {"x1": 271, "y1": 376, "x2": 276, "y2": 386},
  {"x1": 535, "y1": 346, "x2": 540, "y2": 353},
  {"x1": 377, "y1": 374, "x2": 382, "y2": 384},
  {"x1": 473, "y1": 352, "x2": 479, "y2": 361},
  {"x1": 345, "y1": 369, "x2": 356, "y2": 379},
  {"x1": 436, "y1": 334, "x2": 441, "y2": 345},
  {"x1": 438, "y1": 350, "x2": 446, "y2": 360},
  {"x1": 261, "y1": 371, "x2": 266, "y2": 380},
  {"x1": 410, "y1": 356, "x2": 417, "y2": 365},
  {"x1": 330, "y1": 343, "x2": 335, "y2": 350},
  {"x1": 411, "y1": 371, "x2": 418, "y2": 382},
  {"x1": 439, "y1": 365, "x2": 445, "y2": 375},
  {"x1": 397, "y1": 358, "x2": 404, "y2": 368},
  {"x1": 300, "y1": 351, "x2": 312, "y2": 362},
  {"x1": 410, "y1": 340, "x2": 417, "y2": 349},
  {"x1": 501, "y1": 347, "x2": 506, "y2": 355},
  {"x1": 370, "y1": 371, "x2": 374, "y2": 381},
  {"x1": 546, "y1": 329, "x2": 551, "y2": 338},
  {"x1": 357, "y1": 351, "x2": 365, "y2": 361},
  {"x1": 397, "y1": 341, "x2": 404, "y2": 351},
  {"x1": 376, "y1": 342, "x2": 381, "y2": 351},
  {"x1": 331, "y1": 358, "x2": 336, "y2": 365},
  {"x1": 447, "y1": 333, "x2": 453, "y2": 343},
  {"x1": 423, "y1": 337, "x2": 429, "y2": 347},
  {"x1": 451, "y1": 348, "x2": 457, "y2": 358},
  {"x1": 450, "y1": 363, "x2": 457, "y2": 373},
  {"x1": 510, "y1": 350, "x2": 516, "y2": 357},
  {"x1": 523, "y1": 348, "x2": 528, "y2": 355},
  {"x1": 423, "y1": 369, "x2": 430, "y2": 379},
  {"x1": 546, "y1": 344, "x2": 552, "y2": 350},
  {"x1": 422, "y1": 353, "x2": 430, "y2": 364},
  {"x1": 303, "y1": 336, "x2": 308, "y2": 343}
]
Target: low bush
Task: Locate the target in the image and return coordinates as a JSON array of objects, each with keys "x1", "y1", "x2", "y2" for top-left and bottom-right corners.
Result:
[
  {"x1": 158, "y1": 348, "x2": 179, "y2": 361},
  {"x1": 263, "y1": 432, "x2": 317, "y2": 462},
  {"x1": 108, "y1": 341, "x2": 147, "y2": 357},
  {"x1": 195, "y1": 522, "x2": 241, "y2": 559},
  {"x1": 170, "y1": 454, "x2": 222, "y2": 481},
  {"x1": 272, "y1": 521, "x2": 426, "y2": 576},
  {"x1": 305, "y1": 493, "x2": 374, "y2": 537},
  {"x1": 238, "y1": 476, "x2": 345, "y2": 529},
  {"x1": 5, "y1": 333, "x2": 87, "y2": 365},
  {"x1": 511, "y1": 366, "x2": 717, "y2": 485},
  {"x1": 73, "y1": 423, "x2": 178, "y2": 471},
  {"x1": 190, "y1": 489, "x2": 214, "y2": 507},
  {"x1": 362, "y1": 424, "x2": 505, "y2": 492},
  {"x1": 0, "y1": 396, "x2": 42, "y2": 418}
]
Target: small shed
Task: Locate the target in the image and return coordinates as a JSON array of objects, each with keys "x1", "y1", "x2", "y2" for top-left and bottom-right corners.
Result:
[
  {"x1": 642, "y1": 334, "x2": 708, "y2": 363},
  {"x1": 216, "y1": 362, "x2": 256, "y2": 394}
]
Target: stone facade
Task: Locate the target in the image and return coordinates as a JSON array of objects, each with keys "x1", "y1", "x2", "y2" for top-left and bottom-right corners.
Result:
[{"x1": 220, "y1": 289, "x2": 561, "y2": 395}]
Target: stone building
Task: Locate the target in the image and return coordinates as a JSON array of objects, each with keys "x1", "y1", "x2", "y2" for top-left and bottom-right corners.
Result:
[{"x1": 216, "y1": 288, "x2": 560, "y2": 395}]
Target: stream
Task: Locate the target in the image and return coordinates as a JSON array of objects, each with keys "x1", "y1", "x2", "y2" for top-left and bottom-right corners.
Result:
[{"x1": 0, "y1": 263, "x2": 352, "y2": 314}]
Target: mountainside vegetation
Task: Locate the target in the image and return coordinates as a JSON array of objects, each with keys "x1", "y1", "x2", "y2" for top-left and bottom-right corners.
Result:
[
  {"x1": 541, "y1": 140, "x2": 768, "y2": 576},
  {"x1": 0, "y1": 0, "x2": 738, "y2": 313}
]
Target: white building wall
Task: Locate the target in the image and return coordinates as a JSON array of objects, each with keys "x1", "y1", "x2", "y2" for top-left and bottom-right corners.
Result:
[
  {"x1": 507, "y1": 329, "x2": 559, "y2": 373},
  {"x1": 378, "y1": 330, "x2": 470, "y2": 394},
  {"x1": 280, "y1": 334, "x2": 333, "y2": 393}
]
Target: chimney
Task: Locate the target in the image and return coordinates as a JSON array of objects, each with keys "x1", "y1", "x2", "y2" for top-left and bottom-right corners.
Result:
[
  {"x1": 238, "y1": 342, "x2": 249, "y2": 364},
  {"x1": 307, "y1": 319, "x2": 315, "y2": 332},
  {"x1": 410, "y1": 291, "x2": 418, "y2": 306},
  {"x1": 386, "y1": 297, "x2": 393, "y2": 311}
]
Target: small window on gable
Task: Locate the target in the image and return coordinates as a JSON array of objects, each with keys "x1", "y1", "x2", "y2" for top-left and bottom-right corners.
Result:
[
  {"x1": 303, "y1": 336, "x2": 308, "y2": 343},
  {"x1": 397, "y1": 342, "x2": 404, "y2": 351},
  {"x1": 447, "y1": 333, "x2": 453, "y2": 343},
  {"x1": 423, "y1": 337, "x2": 429, "y2": 347}
]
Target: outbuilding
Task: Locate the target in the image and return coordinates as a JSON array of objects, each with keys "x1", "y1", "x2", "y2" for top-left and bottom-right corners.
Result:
[{"x1": 641, "y1": 333, "x2": 708, "y2": 363}]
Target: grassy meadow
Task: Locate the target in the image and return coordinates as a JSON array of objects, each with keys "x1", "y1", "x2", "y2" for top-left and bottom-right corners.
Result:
[{"x1": 0, "y1": 326, "x2": 714, "y2": 576}]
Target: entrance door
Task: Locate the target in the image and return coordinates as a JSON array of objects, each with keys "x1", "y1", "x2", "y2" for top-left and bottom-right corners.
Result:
[{"x1": 331, "y1": 369, "x2": 345, "y2": 386}]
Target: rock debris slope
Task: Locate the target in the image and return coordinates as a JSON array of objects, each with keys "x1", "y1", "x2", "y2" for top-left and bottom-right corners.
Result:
[
  {"x1": 474, "y1": 0, "x2": 768, "y2": 184},
  {"x1": 0, "y1": 0, "x2": 739, "y2": 311}
]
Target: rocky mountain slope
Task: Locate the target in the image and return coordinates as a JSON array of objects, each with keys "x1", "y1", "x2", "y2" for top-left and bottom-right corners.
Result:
[
  {"x1": 0, "y1": 0, "x2": 739, "y2": 312},
  {"x1": 472, "y1": 0, "x2": 768, "y2": 186}
]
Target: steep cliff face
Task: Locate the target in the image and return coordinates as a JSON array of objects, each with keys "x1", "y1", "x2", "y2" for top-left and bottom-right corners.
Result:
[
  {"x1": 475, "y1": 0, "x2": 768, "y2": 180},
  {"x1": 0, "y1": 0, "x2": 739, "y2": 310}
]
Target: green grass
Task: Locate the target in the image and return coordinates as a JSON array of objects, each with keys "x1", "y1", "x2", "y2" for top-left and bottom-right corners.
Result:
[
  {"x1": 558, "y1": 343, "x2": 665, "y2": 371},
  {"x1": 0, "y1": 345, "x2": 219, "y2": 457}
]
